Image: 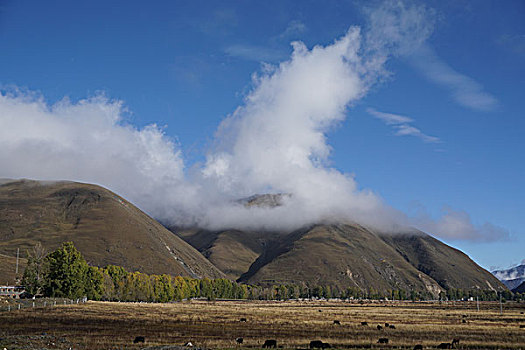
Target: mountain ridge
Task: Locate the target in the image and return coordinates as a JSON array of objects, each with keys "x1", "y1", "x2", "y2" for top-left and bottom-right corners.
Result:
[{"x1": 171, "y1": 222, "x2": 506, "y2": 296}]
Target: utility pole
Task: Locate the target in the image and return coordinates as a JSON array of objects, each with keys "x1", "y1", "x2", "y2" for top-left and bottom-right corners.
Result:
[
  {"x1": 476, "y1": 296, "x2": 479, "y2": 312},
  {"x1": 499, "y1": 293, "x2": 503, "y2": 315},
  {"x1": 15, "y1": 248, "x2": 19, "y2": 275}
]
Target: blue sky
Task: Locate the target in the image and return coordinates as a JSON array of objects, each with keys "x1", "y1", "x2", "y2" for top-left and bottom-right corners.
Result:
[{"x1": 1, "y1": 0, "x2": 524, "y2": 271}]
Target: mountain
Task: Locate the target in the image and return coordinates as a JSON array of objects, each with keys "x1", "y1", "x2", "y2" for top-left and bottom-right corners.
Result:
[
  {"x1": 492, "y1": 264, "x2": 525, "y2": 290},
  {"x1": 172, "y1": 223, "x2": 506, "y2": 296},
  {"x1": 512, "y1": 281, "x2": 525, "y2": 293},
  {"x1": 0, "y1": 179, "x2": 224, "y2": 284}
]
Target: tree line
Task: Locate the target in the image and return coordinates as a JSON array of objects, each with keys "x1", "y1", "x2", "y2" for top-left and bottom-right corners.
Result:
[{"x1": 22, "y1": 242, "x2": 524, "y2": 302}]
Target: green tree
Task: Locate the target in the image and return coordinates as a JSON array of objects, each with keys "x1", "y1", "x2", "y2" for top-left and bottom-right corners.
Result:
[
  {"x1": 42, "y1": 242, "x2": 90, "y2": 298},
  {"x1": 85, "y1": 266, "x2": 104, "y2": 300}
]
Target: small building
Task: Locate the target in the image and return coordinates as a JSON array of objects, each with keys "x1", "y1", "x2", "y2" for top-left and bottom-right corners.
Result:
[{"x1": 0, "y1": 286, "x2": 25, "y2": 298}]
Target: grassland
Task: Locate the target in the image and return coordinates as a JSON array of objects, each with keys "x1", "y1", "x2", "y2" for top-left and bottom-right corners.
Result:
[{"x1": 0, "y1": 300, "x2": 524, "y2": 349}]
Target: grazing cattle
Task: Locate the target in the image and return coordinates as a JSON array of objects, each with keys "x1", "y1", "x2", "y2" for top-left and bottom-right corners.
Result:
[
  {"x1": 389, "y1": 325, "x2": 396, "y2": 329},
  {"x1": 318, "y1": 309, "x2": 322, "y2": 312},
  {"x1": 462, "y1": 314, "x2": 467, "y2": 318},
  {"x1": 263, "y1": 340, "x2": 277, "y2": 348},
  {"x1": 377, "y1": 325, "x2": 383, "y2": 330},
  {"x1": 385, "y1": 323, "x2": 389, "y2": 327},
  {"x1": 310, "y1": 340, "x2": 323, "y2": 349},
  {"x1": 451, "y1": 339, "x2": 459, "y2": 348},
  {"x1": 377, "y1": 338, "x2": 389, "y2": 344},
  {"x1": 333, "y1": 320, "x2": 341, "y2": 325},
  {"x1": 236, "y1": 337, "x2": 243, "y2": 344},
  {"x1": 461, "y1": 319, "x2": 466, "y2": 323},
  {"x1": 520, "y1": 325, "x2": 525, "y2": 328},
  {"x1": 309, "y1": 340, "x2": 331, "y2": 349},
  {"x1": 413, "y1": 344, "x2": 423, "y2": 350},
  {"x1": 437, "y1": 343, "x2": 452, "y2": 349},
  {"x1": 133, "y1": 336, "x2": 145, "y2": 344},
  {"x1": 185, "y1": 342, "x2": 193, "y2": 347},
  {"x1": 361, "y1": 321, "x2": 368, "y2": 326},
  {"x1": 240, "y1": 317, "x2": 247, "y2": 322}
]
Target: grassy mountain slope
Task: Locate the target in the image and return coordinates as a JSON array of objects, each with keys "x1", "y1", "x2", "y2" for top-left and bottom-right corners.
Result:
[
  {"x1": 237, "y1": 224, "x2": 444, "y2": 295},
  {"x1": 175, "y1": 228, "x2": 280, "y2": 280},
  {"x1": 0, "y1": 253, "x2": 27, "y2": 285},
  {"x1": 174, "y1": 223, "x2": 506, "y2": 295},
  {"x1": 0, "y1": 179, "x2": 224, "y2": 282},
  {"x1": 378, "y1": 232, "x2": 505, "y2": 291}
]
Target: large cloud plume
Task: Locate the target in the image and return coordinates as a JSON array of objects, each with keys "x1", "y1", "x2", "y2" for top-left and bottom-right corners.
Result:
[{"x1": 0, "y1": 1, "x2": 508, "y2": 242}]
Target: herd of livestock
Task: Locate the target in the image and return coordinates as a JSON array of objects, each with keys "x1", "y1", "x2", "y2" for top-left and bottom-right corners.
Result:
[{"x1": 132, "y1": 317, "x2": 462, "y2": 349}]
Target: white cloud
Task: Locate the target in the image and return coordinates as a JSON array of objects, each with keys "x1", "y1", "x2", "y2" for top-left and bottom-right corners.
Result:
[
  {"x1": 0, "y1": 90, "x2": 194, "y2": 221},
  {"x1": 225, "y1": 20, "x2": 307, "y2": 63},
  {"x1": 364, "y1": 0, "x2": 497, "y2": 112},
  {"x1": 409, "y1": 45, "x2": 498, "y2": 111},
  {"x1": 278, "y1": 20, "x2": 307, "y2": 40},
  {"x1": 0, "y1": 0, "x2": 507, "y2": 242},
  {"x1": 367, "y1": 108, "x2": 413, "y2": 125},
  {"x1": 367, "y1": 107, "x2": 440, "y2": 143},
  {"x1": 412, "y1": 206, "x2": 509, "y2": 242}
]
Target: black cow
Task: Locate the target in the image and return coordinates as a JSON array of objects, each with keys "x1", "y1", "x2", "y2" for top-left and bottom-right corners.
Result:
[
  {"x1": 236, "y1": 337, "x2": 244, "y2": 344},
  {"x1": 389, "y1": 324, "x2": 396, "y2": 329},
  {"x1": 377, "y1": 338, "x2": 389, "y2": 344},
  {"x1": 437, "y1": 343, "x2": 452, "y2": 349},
  {"x1": 263, "y1": 340, "x2": 277, "y2": 348},
  {"x1": 310, "y1": 340, "x2": 323, "y2": 349},
  {"x1": 520, "y1": 325, "x2": 525, "y2": 328},
  {"x1": 385, "y1": 323, "x2": 389, "y2": 327},
  {"x1": 377, "y1": 325, "x2": 383, "y2": 330},
  {"x1": 309, "y1": 340, "x2": 331, "y2": 349},
  {"x1": 361, "y1": 321, "x2": 368, "y2": 326},
  {"x1": 452, "y1": 338, "x2": 459, "y2": 348},
  {"x1": 240, "y1": 317, "x2": 247, "y2": 322},
  {"x1": 333, "y1": 320, "x2": 341, "y2": 325},
  {"x1": 133, "y1": 336, "x2": 145, "y2": 344},
  {"x1": 413, "y1": 345, "x2": 423, "y2": 350}
]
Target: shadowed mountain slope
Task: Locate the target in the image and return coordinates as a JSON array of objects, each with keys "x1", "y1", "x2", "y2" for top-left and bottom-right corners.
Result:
[
  {"x1": 378, "y1": 232, "x2": 504, "y2": 291},
  {"x1": 0, "y1": 179, "x2": 224, "y2": 283},
  {"x1": 512, "y1": 281, "x2": 525, "y2": 293}
]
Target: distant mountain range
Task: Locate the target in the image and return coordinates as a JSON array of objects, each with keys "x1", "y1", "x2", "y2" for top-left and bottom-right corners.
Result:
[
  {"x1": 492, "y1": 264, "x2": 525, "y2": 291},
  {"x1": 1, "y1": 180, "x2": 506, "y2": 296}
]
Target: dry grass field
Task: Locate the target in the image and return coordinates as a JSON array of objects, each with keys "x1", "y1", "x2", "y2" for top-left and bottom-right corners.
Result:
[{"x1": 0, "y1": 299, "x2": 524, "y2": 349}]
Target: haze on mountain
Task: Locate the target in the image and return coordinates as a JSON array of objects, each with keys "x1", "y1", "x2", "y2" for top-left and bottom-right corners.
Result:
[
  {"x1": 0, "y1": 0, "x2": 509, "y2": 248},
  {"x1": 0, "y1": 179, "x2": 506, "y2": 297},
  {"x1": 492, "y1": 264, "x2": 525, "y2": 291}
]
